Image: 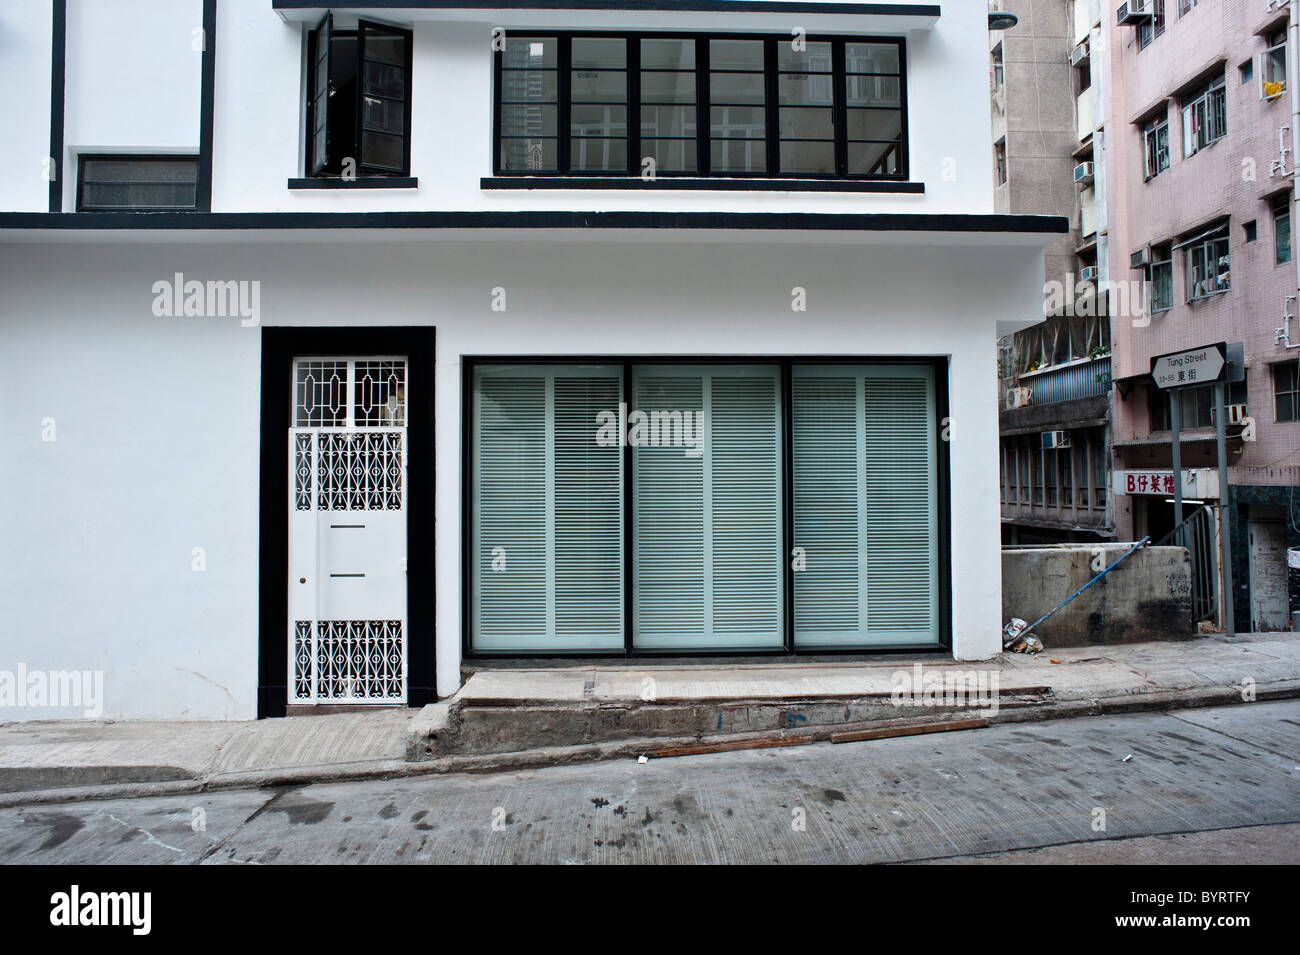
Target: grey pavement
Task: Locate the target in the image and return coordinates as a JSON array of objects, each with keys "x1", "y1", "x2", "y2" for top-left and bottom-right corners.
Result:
[{"x1": 2, "y1": 700, "x2": 1298, "y2": 864}]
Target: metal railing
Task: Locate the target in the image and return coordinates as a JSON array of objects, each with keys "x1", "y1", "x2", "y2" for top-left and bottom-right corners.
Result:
[{"x1": 1157, "y1": 504, "x2": 1219, "y2": 623}]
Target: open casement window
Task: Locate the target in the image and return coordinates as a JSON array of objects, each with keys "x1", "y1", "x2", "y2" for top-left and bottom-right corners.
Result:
[
  {"x1": 306, "y1": 16, "x2": 412, "y2": 177},
  {"x1": 1143, "y1": 113, "x2": 1169, "y2": 179},
  {"x1": 1263, "y1": 29, "x2": 1287, "y2": 100},
  {"x1": 1181, "y1": 75, "x2": 1227, "y2": 157},
  {"x1": 791, "y1": 365, "x2": 938, "y2": 647},
  {"x1": 1177, "y1": 224, "x2": 1230, "y2": 300}
]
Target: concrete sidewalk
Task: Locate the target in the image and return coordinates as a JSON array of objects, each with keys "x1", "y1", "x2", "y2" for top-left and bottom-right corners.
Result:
[{"x1": 2, "y1": 633, "x2": 1298, "y2": 807}]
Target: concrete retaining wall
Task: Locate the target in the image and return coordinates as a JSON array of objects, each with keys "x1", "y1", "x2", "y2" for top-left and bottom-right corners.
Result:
[{"x1": 1002, "y1": 545, "x2": 1195, "y2": 647}]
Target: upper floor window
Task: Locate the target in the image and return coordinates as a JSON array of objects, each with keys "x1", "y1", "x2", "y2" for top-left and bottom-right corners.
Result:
[
  {"x1": 1181, "y1": 74, "x2": 1226, "y2": 157},
  {"x1": 1274, "y1": 193, "x2": 1292, "y2": 266},
  {"x1": 494, "y1": 33, "x2": 908, "y2": 180},
  {"x1": 1263, "y1": 28, "x2": 1288, "y2": 100},
  {"x1": 1150, "y1": 379, "x2": 1246, "y2": 431},
  {"x1": 76, "y1": 156, "x2": 198, "y2": 211},
  {"x1": 306, "y1": 15, "x2": 412, "y2": 179},
  {"x1": 990, "y1": 44, "x2": 1004, "y2": 91},
  {"x1": 1178, "y1": 223, "x2": 1229, "y2": 301},
  {"x1": 1149, "y1": 242, "x2": 1173, "y2": 313},
  {"x1": 1143, "y1": 112, "x2": 1169, "y2": 179},
  {"x1": 1275, "y1": 360, "x2": 1300, "y2": 422},
  {"x1": 1177, "y1": 0, "x2": 1197, "y2": 16},
  {"x1": 1137, "y1": 0, "x2": 1166, "y2": 51}
]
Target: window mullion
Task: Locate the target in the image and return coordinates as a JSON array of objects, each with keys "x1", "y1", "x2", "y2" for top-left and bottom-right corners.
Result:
[
  {"x1": 764, "y1": 37, "x2": 779, "y2": 176},
  {"x1": 833, "y1": 39, "x2": 848, "y2": 178},
  {"x1": 559, "y1": 36, "x2": 572, "y2": 174},
  {"x1": 697, "y1": 37, "x2": 710, "y2": 176},
  {"x1": 627, "y1": 37, "x2": 640, "y2": 176}
]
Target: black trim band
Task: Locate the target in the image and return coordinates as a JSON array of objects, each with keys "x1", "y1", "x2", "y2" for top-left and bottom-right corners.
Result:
[
  {"x1": 1, "y1": 210, "x2": 1068, "y2": 233},
  {"x1": 48, "y1": 0, "x2": 66, "y2": 213},
  {"x1": 288, "y1": 177, "x2": 420, "y2": 189},
  {"x1": 272, "y1": 1, "x2": 940, "y2": 16},
  {"x1": 481, "y1": 177, "x2": 925, "y2": 193},
  {"x1": 197, "y1": 0, "x2": 216, "y2": 212}
]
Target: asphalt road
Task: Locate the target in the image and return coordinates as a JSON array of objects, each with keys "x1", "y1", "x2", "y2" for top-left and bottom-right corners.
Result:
[{"x1": 3, "y1": 701, "x2": 1299, "y2": 864}]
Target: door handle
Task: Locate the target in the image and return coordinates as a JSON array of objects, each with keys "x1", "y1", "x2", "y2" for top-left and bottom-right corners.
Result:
[{"x1": 299, "y1": 577, "x2": 307, "y2": 584}]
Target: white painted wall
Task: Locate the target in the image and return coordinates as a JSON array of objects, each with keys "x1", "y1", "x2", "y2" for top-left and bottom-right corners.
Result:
[
  {"x1": 0, "y1": 231, "x2": 1041, "y2": 719},
  {"x1": 0, "y1": 1, "x2": 54, "y2": 212}
]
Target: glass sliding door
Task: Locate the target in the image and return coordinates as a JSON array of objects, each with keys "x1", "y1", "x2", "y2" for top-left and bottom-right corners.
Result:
[
  {"x1": 792, "y1": 364, "x2": 939, "y2": 647},
  {"x1": 471, "y1": 365, "x2": 624, "y2": 650},
  {"x1": 631, "y1": 364, "x2": 784, "y2": 650}
]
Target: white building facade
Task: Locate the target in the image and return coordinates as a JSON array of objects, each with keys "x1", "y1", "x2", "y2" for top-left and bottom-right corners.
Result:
[{"x1": 0, "y1": 0, "x2": 1064, "y2": 720}]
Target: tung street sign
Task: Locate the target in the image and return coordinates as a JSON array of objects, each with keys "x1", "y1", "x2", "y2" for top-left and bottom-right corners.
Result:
[{"x1": 1150, "y1": 342, "x2": 1226, "y2": 390}]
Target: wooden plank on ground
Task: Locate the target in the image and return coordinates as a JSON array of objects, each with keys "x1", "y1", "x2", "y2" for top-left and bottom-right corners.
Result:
[
  {"x1": 645, "y1": 735, "x2": 814, "y2": 759},
  {"x1": 830, "y1": 717, "x2": 988, "y2": 744}
]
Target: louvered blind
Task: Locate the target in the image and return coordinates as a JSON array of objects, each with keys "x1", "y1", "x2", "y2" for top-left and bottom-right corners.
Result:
[
  {"x1": 632, "y1": 366, "x2": 783, "y2": 649},
  {"x1": 472, "y1": 366, "x2": 624, "y2": 650},
  {"x1": 792, "y1": 365, "x2": 938, "y2": 647}
]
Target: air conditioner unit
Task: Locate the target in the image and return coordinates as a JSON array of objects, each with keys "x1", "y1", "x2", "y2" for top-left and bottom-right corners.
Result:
[
  {"x1": 1117, "y1": 1, "x2": 1153, "y2": 26},
  {"x1": 1007, "y1": 387, "x2": 1032, "y2": 409},
  {"x1": 1069, "y1": 41, "x2": 1090, "y2": 67},
  {"x1": 1074, "y1": 161, "x2": 1095, "y2": 184},
  {"x1": 1041, "y1": 430, "x2": 1071, "y2": 450},
  {"x1": 1130, "y1": 248, "x2": 1150, "y2": 270},
  {"x1": 1226, "y1": 403, "x2": 1249, "y2": 424},
  {"x1": 1079, "y1": 266, "x2": 1100, "y2": 283}
]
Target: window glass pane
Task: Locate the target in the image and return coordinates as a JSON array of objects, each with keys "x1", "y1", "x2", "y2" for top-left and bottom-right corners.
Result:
[
  {"x1": 360, "y1": 130, "x2": 403, "y2": 170},
  {"x1": 571, "y1": 37, "x2": 625, "y2": 69},
  {"x1": 362, "y1": 95, "x2": 404, "y2": 135},
  {"x1": 78, "y1": 158, "x2": 199, "y2": 211},
  {"x1": 848, "y1": 140, "x2": 901, "y2": 175},
  {"x1": 709, "y1": 40, "x2": 764, "y2": 70},
  {"x1": 792, "y1": 365, "x2": 938, "y2": 648},
  {"x1": 642, "y1": 38, "x2": 695, "y2": 70},
  {"x1": 499, "y1": 137, "x2": 558, "y2": 171},
  {"x1": 632, "y1": 366, "x2": 783, "y2": 650},
  {"x1": 780, "y1": 140, "x2": 835, "y2": 174},
  {"x1": 846, "y1": 108, "x2": 903, "y2": 141},
  {"x1": 641, "y1": 137, "x2": 698, "y2": 172},
  {"x1": 499, "y1": 70, "x2": 558, "y2": 103},
  {"x1": 710, "y1": 138, "x2": 767, "y2": 173},
  {"x1": 571, "y1": 105, "x2": 627, "y2": 138},
  {"x1": 363, "y1": 61, "x2": 404, "y2": 98},
  {"x1": 640, "y1": 71, "x2": 696, "y2": 103},
  {"x1": 502, "y1": 36, "x2": 557, "y2": 68},
  {"x1": 846, "y1": 74, "x2": 900, "y2": 107},
  {"x1": 778, "y1": 107, "x2": 834, "y2": 140},
  {"x1": 845, "y1": 42, "x2": 900, "y2": 74},
  {"x1": 710, "y1": 72, "x2": 766, "y2": 105},
  {"x1": 642, "y1": 105, "x2": 696, "y2": 137},
  {"x1": 777, "y1": 73, "x2": 834, "y2": 107},
  {"x1": 472, "y1": 367, "x2": 624, "y2": 651},
  {"x1": 570, "y1": 70, "x2": 627, "y2": 103},
  {"x1": 777, "y1": 41, "x2": 832, "y2": 70},
  {"x1": 365, "y1": 36, "x2": 404, "y2": 66},
  {"x1": 710, "y1": 106, "x2": 765, "y2": 138},
  {"x1": 501, "y1": 104, "x2": 557, "y2": 137},
  {"x1": 569, "y1": 137, "x2": 627, "y2": 172}
]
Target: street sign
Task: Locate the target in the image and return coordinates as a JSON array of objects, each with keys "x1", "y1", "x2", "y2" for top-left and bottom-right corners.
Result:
[{"x1": 1150, "y1": 342, "x2": 1226, "y2": 390}]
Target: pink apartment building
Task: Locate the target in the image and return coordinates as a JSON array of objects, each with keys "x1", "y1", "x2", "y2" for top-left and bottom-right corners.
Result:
[{"x1": 1108, "y1": 0, "x2": 1299, "y2": 632}]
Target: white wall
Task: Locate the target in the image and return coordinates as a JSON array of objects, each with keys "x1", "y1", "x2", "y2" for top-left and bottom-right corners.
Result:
[
  {"x1": 211, "y1": 0, "x2": 994, "y2": 215},
  {"x1": 0, "y1": 231, "x2": 1041, "y2": 719},
  {"x1": 0, "y1": 1, "x2": 54, "y2": 212}
]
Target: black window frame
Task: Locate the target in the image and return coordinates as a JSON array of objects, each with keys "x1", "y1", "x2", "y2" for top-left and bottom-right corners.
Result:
[
  {"x1": 1274, "y1": 360, "x2": 1300, "y2": 423},
  {"x1": 75, "y1": 154, "x2": 201, "y2": 212},
  {"x1": 492, "y1": 31, "x2": 909, "y2": 182},
  {"x1": 305, "y1": 14, "x2": 414, "y2": 180}
]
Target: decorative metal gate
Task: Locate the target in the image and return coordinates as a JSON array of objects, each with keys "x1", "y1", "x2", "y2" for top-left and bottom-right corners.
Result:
[{"x1": 288, "y1": 358, "x2": 408, "y2": 704}]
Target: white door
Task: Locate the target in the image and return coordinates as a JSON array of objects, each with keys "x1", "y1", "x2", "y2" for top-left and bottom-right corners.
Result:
[
  {"x1": 1249, "y1": 516, "x2": 1288, "y2": 632},
  {"x1": 288, "y1": 358, "x2": 408, "y2": 704}
]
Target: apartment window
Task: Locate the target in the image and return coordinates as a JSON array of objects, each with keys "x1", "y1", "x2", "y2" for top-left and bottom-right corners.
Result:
[
  {"x1": 1151, "y1": 381, "x2": 1247, "y2": 431},
  {"x1": 1275, "y1": 361, "x2": 1300, "y2": 422},
  {"x1": 1275, "y1": 194, "x2": 1293, "y2": 266},
  {"x1": 76, "y1": 156, "x2": 198, "y2": 211},
  {"x1": 1180, "y1": 226, "x2": 1230, "y2": 300},
  {"x1": 1149, "y1": 242, "x2": 1174, "y2": 312},
  {"x1": 991, "y1": 44, "x2": 1004, "y2": 91},
  {"x1": 995, "y1": 138, "x2": 1008, "y2": 185},
  {"x1": 1241, "y1": 59, "x2": 1254, "y2": 84},
  {"x1": 1177, "y1": 0, "x2": 1197, "y2": 15},
  {"x1": 1263, "y1": 28, "x2": 1288, "y2": 99},
  {"x1": 1182, "y1": 74, "x2": 1227, "y2": 156},
  {"x1": 469, "y1": 361, "x2": 941, "y2": 653},
  {"x1": 1143, "y1": 112, "x2": 1169, "y2": 179},
  {"x1": 306, "y1": 16, "x2": 413, "y2": 178},
  {"x1": 1138, "y1": 0, "x2": 1166, "y2": 50},
  {"x1": 1244, "y1": 220, "x2": 1258, "y2": 243},
  {"x1": 494, "y1": 33, "x2": 909, "y2": 179}
]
